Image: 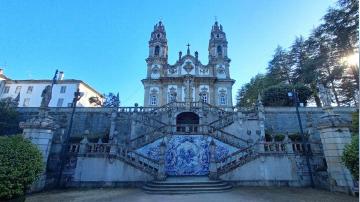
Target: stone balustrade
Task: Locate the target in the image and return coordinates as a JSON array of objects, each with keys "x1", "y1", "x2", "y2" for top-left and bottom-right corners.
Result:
[{"x1": 68, "y1": 142, "x2": 160, "y2": 176}]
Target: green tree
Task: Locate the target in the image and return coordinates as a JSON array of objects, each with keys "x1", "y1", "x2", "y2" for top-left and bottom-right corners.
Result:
[
  {"x1": 262, "y1": 83, "x2": 312, "y2": 107},
  {"x1": 266, "y1": 46, "x2": 292, "y2": 85},
  {"x1": 236, "y1": 74, "x2": 268, "y2": 107},
  {"x1": 103, "y1": 92, "x2": 120, "y2": 107},
  {"x1": 0, "y1": 135, "x2": 44, "y2": 200},
  {"x1": 0, "y1": 98, "x2": 21, "y2": 135},
  {"x1": 342, "y1": 135, "x2": 359, "y2": 180}
]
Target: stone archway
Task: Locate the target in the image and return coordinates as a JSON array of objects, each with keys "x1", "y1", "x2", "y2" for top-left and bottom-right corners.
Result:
[{"x1": 176, "y1": 112, "x2": 199, "y2": 133}]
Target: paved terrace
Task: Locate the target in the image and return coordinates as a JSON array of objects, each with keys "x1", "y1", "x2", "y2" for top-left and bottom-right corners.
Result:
[{"x1": 26, "y1": 187, "x2": 357, "y2": 202}]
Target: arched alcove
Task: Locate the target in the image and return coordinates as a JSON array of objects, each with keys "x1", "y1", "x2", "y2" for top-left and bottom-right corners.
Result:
[{"x1": 176, "y1": 112, "x2": 199, "y2": 132}]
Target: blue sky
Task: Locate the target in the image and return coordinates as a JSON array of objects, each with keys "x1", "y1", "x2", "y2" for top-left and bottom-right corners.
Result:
[{"x1": 0, "y1": 0, "x2": 336, "y2": 106}]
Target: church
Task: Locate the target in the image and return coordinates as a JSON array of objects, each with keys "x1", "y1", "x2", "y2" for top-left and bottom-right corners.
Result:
[
  {"x1": 142, "y1": 21, "x2": 234, "y2": 107},
  {"x1": 17, "y1": 21, "x2": 357, "y2": 195}
]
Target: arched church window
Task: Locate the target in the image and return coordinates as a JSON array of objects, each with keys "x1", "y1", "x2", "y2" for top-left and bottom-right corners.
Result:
[
  {"x1": 157, "y1": 33, "x2": 160, "y2": 38},
  {"x1": 155, "y1": 46, "x2": 160, "y2": 56},
  {"x1": 217, "y1": 45, "x2": 222, "y2": 56},
  {"x1": 150, "y1": 95, "x2": 157, "y2": 105},
  {"x1": 220, "y1": 95, "x2": 226, "y2": 105},
  {"x1": 201, "y1": 94, "x2": 208, "y2": 103},
  {"x1": 219, "y1": 89, "x2": 227, "y2": 105}
]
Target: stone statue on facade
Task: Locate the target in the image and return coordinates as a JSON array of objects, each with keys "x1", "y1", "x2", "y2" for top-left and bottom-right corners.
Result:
[
  {"x1": 41, "y1": 85, "x2": 52, "y2": 108},
  {"x1": 317, "y1": 83, "x2": 332, "y2": 108}
]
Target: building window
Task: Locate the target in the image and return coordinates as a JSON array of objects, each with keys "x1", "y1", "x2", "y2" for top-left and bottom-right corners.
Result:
[
  {"x1": 217, "y1": 45, "x2": 222, "y2": 56},
  {"x1": 23, "y1": 98, "x2": 30, "y2": 107},
  {"x1": 150, "y1": 95, "x2": 157, "y2": 105},
  {"x1": 15, "y1": 86, "x2": 21, "y2": 94},
  {"x1": 27, "y1": 86, "x2": 33, "y2": 94},
  {"x1": 3, "y1": 86, "x2": 9, "y2": 94},
  {"x1": 60, "y1": 86, "x2": 66, "y2": 93},
  {"x1": 154, "y1": 46, "x2": 160, "y2": 56},
  {"x1": 201, "y1": 94, "x2": 208, "y2": 103},
  {"x1": 57, "y1": 98, "x2": 64, "y2": 107},
  {"x1": 220, "y1": 95, "x2": 226, "y2": 105}
]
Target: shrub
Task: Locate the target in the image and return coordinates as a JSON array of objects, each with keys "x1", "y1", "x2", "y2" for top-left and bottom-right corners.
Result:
[
  {"x1": 0, "y1": 135, "x2": 44, "y2": 200},
  {"x1": 274, "y1": 134, "x2": 285, "y2": 142},
  {"x1": 288, "y1": 133, "x2": 302, "y2": 142},
  {"x1": 342, "y1": 135, "x2": 359, "y2": 181},
  {"x1": 351, "y1": 110, "x2": 359, "y2": 135},
  {"x1": 265, "y1": 133, "x2": 272, "y2": 142},
  {"x1": 0, "y1": 98, "x2": 21, "y2": 135}
]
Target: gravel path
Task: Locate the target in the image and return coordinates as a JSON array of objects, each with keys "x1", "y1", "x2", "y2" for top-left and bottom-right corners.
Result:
[{"x1": 26, "y1": 187, "x2": 357, "y2": 202}]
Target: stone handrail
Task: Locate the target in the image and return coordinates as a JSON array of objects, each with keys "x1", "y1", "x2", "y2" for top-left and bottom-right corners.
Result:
[
  {"x1": 263, "y1": 142, "x2": 287, "y2": 153},
  {"x1": 68, "y1": 143, "x2": 159, "y2": 176},
  {"x1": 129, "y1": 125, "x2": 170, "y2": 150},
  {"x1": 208, "y1": 113, "x2": 235, "y2": 130},
  {"x1": 216, "y1": 145, "x2": 259, "y2": 175},
  {"x1": 208, "y1": 126, "x2": 248, "y2": 148}
]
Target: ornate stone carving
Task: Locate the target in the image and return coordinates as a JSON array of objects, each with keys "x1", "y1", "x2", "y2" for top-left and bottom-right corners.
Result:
[{"x1": 183, "y1": 61, "x2": 194, "y2": 73}]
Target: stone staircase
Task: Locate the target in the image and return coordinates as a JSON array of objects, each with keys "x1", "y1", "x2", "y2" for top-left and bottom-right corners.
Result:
[
  {"x1": 68, "y1": 143, "x2": 160, "y2": 176},
  {"x1": 208, "y1": 126, "x2": 248, "y2": 148},
  {"x1": 208, "y1": 113, "x2": 235, "y2": 131},
  {"x1": 143, "y1": 176, "x2": 232, "y2": 194},
  {"x1": 216, "y1": 145, "x2": 259, "y2": 176},
  {"x1": 114, "y1": 148, "x2": 160, "y2": 176},
  {"x1": 129, "y1": 125, "x2": 170, "y2": 150}
]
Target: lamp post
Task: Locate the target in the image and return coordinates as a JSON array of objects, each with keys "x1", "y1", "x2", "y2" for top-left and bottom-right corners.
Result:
[
  {"x1": 57, "y1": 88, "x2": 83, "y2": 187},
  {"x1": 287, "y1": 90, "x2": 314, "y2": 188}
]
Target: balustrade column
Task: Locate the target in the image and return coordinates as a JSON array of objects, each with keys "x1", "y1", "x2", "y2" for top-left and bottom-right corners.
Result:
[
  {"x1": 157, "y1": 140, "x2": 167, "y2": 180},
  {"x1": 209, "y1": 139, "x2": 218, "y2": 180},
  {"x1": 79, "y1": 136, "x2": 89, "y2": 154},
  {"x1": 19, "y1": 108, "x2": 58, "y2": 192},
  {"x1": 318, "y1": 112, "x2": 354, "y2": 194}
]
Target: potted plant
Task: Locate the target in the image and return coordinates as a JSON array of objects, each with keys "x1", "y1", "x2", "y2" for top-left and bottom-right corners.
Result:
[
  {"x1": 0, "y1": 135, "x2": 43, "y2": 201},
  {"x1": 274, "y1": 134, "x2": 285, "y2": 142}
]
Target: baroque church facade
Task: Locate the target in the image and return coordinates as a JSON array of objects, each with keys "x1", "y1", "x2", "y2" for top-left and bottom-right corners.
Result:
[
  {"x1": 16, "y1": 21, "x2": 357, "y2": 194},
  {"x1": 142, "y1": 21, "x2": 235, "y2": 107}
]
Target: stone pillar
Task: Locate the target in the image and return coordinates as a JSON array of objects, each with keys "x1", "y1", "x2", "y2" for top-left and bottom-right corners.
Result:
[
  {"x1": 157, "y1": 140, "x2": 167, "y2": 181},
  {"x1": 317, "y1": 113, "x2": 354, "y2": 193},
  {"x1": 285, "y1": 133, "x2": 293, "y2": 154},
  {"x1": 19, "y1": 109, "x2": 58, "y2": 192},
  {"x1": 209, "y1": 139, "x2": 218, "y2": 180},
  {"x1": 79, "y1": 136, "x2": 89, "y2": 154},
  {"x1": 109, "y1": 110, "x2": 117, "y2": 140}
]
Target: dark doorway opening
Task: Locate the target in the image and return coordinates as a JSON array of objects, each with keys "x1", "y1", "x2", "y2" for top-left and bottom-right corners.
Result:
[{"x1": 176, "y1": 112, "x2": 199, "y2": 133}]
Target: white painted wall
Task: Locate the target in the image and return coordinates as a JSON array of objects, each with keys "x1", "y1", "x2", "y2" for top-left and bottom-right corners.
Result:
[{"x1": 0, "y1": 81, "x2": 103, "y2": 107}]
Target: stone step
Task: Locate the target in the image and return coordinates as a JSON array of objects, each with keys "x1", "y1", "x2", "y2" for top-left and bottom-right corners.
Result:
[{"x1": 143, "y1": 178, "x2": 232, "y2": 194}]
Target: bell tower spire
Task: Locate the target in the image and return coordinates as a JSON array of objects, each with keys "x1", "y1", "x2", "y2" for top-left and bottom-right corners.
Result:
[
  {"x1": 208, "y1": 21, "x2": 228, "y2": 60},
  {"x1": 148, "y1": 21, "x2": 168, "y2": 60}
]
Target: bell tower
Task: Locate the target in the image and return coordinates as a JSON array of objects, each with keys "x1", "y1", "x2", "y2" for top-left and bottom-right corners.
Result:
[
  {"x1": 208, "y1": 21, "x2": 228, "y2": 59},
  {"x1": 146, "y1": 21, "x2": 168, "y2": 79},
  {"x1": 148, "y1": 21, "x2": 168, "y2": 60}
]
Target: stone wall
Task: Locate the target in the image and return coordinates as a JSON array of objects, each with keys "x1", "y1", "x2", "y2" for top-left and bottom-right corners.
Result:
[
  {"x1": 264, "y1": 107, "x2": 356, "y2": 139},
  {"x1": 69, "y1": 157, "x2": 154, "y2": 187}
]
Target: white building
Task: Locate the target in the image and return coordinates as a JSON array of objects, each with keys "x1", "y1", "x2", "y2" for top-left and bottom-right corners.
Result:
[{"x1": 0, "y1": 69, "x2": 103, "y2": 107}]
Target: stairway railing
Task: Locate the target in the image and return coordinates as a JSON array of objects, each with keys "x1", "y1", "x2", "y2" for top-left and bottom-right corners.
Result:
[
  {"x1": 208, "y1": 113, "x2": 235, "y2": 130},
  {"x1": 129, "y1": 125, "x2": 170, "y2": 150},
  {"x1": 208, "y1": 126, "x2": 248, "y2": 148},
  {"x1": 216, "y1": 144, "x2": 259, "y2": 175},
  {"x1": 68, "y1": 143, "x2": 159, "y2": 176}
]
